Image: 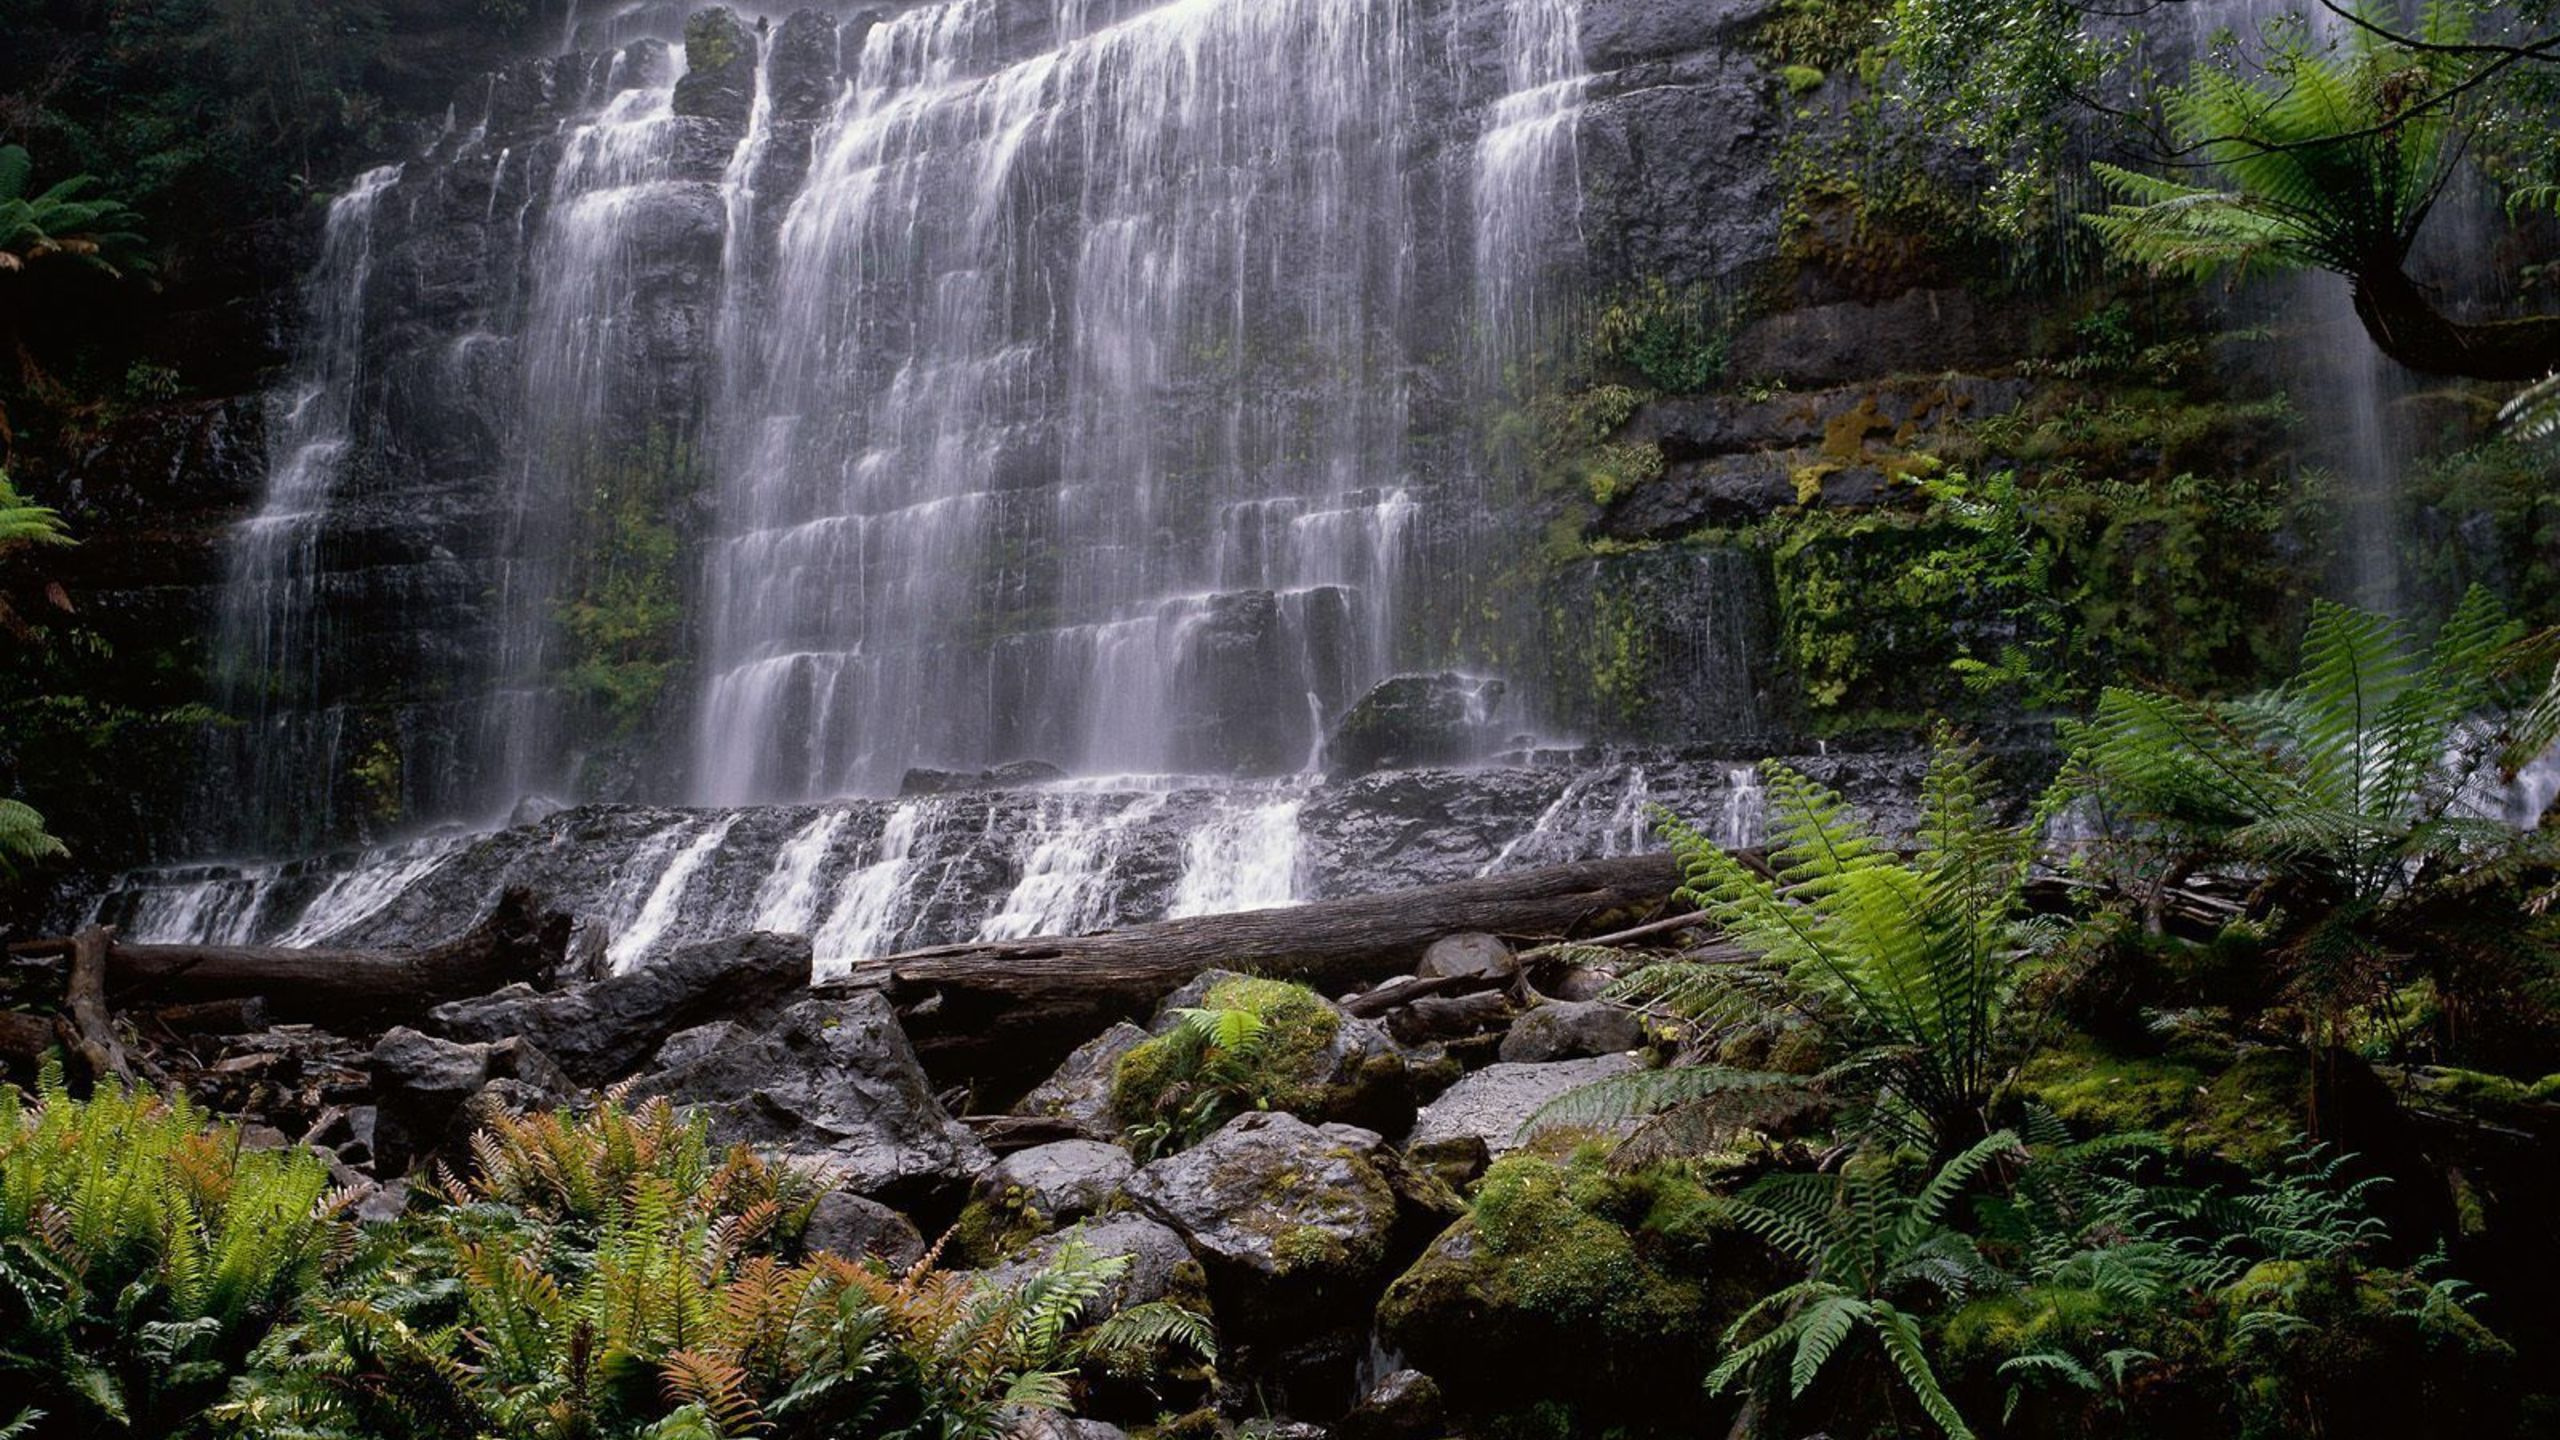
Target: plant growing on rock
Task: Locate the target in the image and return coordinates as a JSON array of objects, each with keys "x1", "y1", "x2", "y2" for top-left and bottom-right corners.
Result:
[
  {"x1": 1543, "y1": 733, "x2": 2068, "y2": 1160},
  {"x1": 1112, "y1": 978, "x2": 1339, "y2": 1160}
]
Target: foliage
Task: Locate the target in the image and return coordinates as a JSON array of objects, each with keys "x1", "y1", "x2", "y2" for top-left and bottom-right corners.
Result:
[
  {"x1": 2502, "y1": 371, "x2": 2560, "y2": 444},
  {"x1": 1590, "y1": 278, "x2": 1739, "y2": 395},
  {"x1": 0, "y1": 147, "x2": 147, "y2": 281},
  {"x1": 1709, "y1": 1131, "x2": 2024, "y2": 1439},
  {"x1": 2068, "y1": 588, "x2": 2560, "y2": 1059},
  {"x1": 557, "y1": 432, "x2": 693, "y2": 739},
  {"x1": 1112, "y1": 978, "x2": 1340, "y2": 1160},
  {"x1": 0, "y1": 1071, "x2": 348, "y2": 1440},
  {"x1": 1543, "y1": 734, "x2": 2067, "y2": 1159},
  {"x1": 0, "y1": 467, "x2": 75, "y2": 878},
  {"x1": 219, "y1": 1095, "x2": 1201, "y2": 1440},
  {"x1": 2082, "y1": 8, "x2": 2476, "y2": 285}
]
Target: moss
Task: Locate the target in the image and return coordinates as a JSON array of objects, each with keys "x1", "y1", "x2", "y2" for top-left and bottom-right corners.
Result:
[
  {"x1": 683, "y1": 9, "x2": 742, "y2": 72},
  {"x1": 2187, "y1": 1049, "x2": 2314, "y2": 1171},
  {"x1": 1781, "y1": 63, "x2": 1826, "y2": 94},
  {"x1": 2018, "y1": 1037, "x2": 2213, "y2": 1136},
  {"x1": 1271, "y1": 1224, "x2": 1351, "y2": 1276},
  {"x1": 947, "y1": 1188, "x2": 1048, "y2": 1267},
  {"x1": 1109, "y1": 976, "x2": 1343, "y2": 1150}
]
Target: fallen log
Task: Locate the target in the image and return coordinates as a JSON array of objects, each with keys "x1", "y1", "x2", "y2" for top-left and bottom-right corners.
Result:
[
  {"x1": 827, "y1": 852, "x2": 1682, "y2": 1092},
  {"x1": 12, "y1": 888, "x2": 572, "y2": 1031}
]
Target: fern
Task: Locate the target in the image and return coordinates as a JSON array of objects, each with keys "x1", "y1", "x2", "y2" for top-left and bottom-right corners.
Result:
[
  {"x1": 1707, "y1": 1132, "x2": 2024, "y2": 1440},
  {"x1": 1572, "y1": 732, "x2": 2061, "y2": 1159}
]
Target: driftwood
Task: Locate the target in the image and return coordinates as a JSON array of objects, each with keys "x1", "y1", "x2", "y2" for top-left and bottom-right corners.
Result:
[
  {"x1": 828, "y1": 853, "x2": 1682, "y2": 1089},
  {"x1": 64, "y1": 927, "x2": 133, "y2": 1083},
  {"x1": 13, "y1": 888, "x2": 570, "y2": 1033}
]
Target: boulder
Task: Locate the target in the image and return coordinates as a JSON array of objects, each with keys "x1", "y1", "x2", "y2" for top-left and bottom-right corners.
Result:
[
  {"x1": 1338, "y1": 1369, "x2": 1445, "y2": 1440},
  {"x1": 1130, "y1": 973, "x2": 1417, "y2": 1138},
  {"x1": 429, "y1": 930, "x2": 811, "y2": 1085},
  {"x1": 983, "y1": 1212, "x2": 1208, "y2": 1317},
  {"x1": 368, "y1": 1027, "x2": 573, "y2": 1174},
  {"x1": 1405, "y1": 1054, "x2": 1640, "y2": 1156},
  {"x1": 672, "y1": 6, "x2": 756, "y2": 123},
  {"x1": 802, "y1": 1190, "x2": 927, "y2": 1270},
  {"x1": 1122, "y1": 1112, "x2": 1408, "y2": 1337},
  {"x1": 1377, "y1": 1153, "x2": 1748, "y2": 1433},
  {"x1": 1323, "y1": 674, "x2": 1506, "y2": 779},
  {"x1": 899, "y1": 760, "x2": 1069, "y2": 796},
  {"x1": 631, "y1": 994, "x2": 990, "y2": 1213},
  {"x1": 1415, "y1": 932, "x2": 1517, "y2": 983},
  {"x1": 1013, "y1": 1021, "x2": 1149, "y2": 1138},
  {"x1": 954, "y1": 1138, "x2": 1137, "y2": 1262},
  {"x1": 1499, "y1": 1000, "x2": 1645, "y2": 1064}
]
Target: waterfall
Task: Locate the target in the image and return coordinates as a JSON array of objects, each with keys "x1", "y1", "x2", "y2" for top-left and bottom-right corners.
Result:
[
  {"x1": 1166, "y1": 792, "x2": 1307, "y2": 917},
  {"x1": 1472, "y1": 0, "x2": 1588, "y2": 384},
  {"x1": 692, "y1": 0, "x2": 1427, "y2": 802},
  {"x1": 1718, "y1": 766, "x2": 1766, "y2": 850},
  {"x1": 210, "y1": 164, "x2": 400, "y2": 852}
]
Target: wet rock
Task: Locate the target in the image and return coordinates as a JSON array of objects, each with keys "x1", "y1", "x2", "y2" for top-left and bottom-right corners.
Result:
[
  {"x1": 900, "y1": 760, "x2": 1070, "y2": 796},
  {"x1": 1597, "y1": 452, "x2": 1795, "y2": 537},
  {"x1": 1405, "y1": 1054, "x2": 1640, "y2": 1156},
  {"x1": 767, "y1": 9, "x2": 841, "y2": 123},
  {"x1": 1498, "y1": 1000, "x2": 1645, "y2": 1063},
  {"x1": 1731, "y1": 288, "x2": 2030, "y2": 387},
  {"x1": 1385, "y1": 990, "x2": 1513, "y2": 1048},
  {"x1": 368, "y1": 1028, "x2": 574, "y2": 1174},
  {"x1": 1122, "y1": 1111, "x2": 1406, "y2": 1334},
  {"x1": 1337, "y1": 1369, "x2": 1444, "y2": 1440},
  {"x1": 1405, "y1": 1133, "x2": 1491, "y2": 1191},
  {"x1": 979, "y1": 1139, "x2": 1135, "y2": 1229},
  {"x1": 1415, "y1": 932, "x2": 1517, "y2": 983},
  {"x1": 672, "y1": 7, "x2": 756, "y2": 123},
  {"x1": 631, "y1": 994, "x2": 991, "y2": 1213},
  {"x1": 1166, "y1": 589, "x2": 1311, "y2": 776},
  {"x1": 1013, "y1": 1021, "x2": 1149, "y2": 1138},
  {"x1": 984, "y1": 1212, "x2": 1207, "y2": 1316},
  {"x1": 802, "y1": 1190, "x2": 927, "y2": 1270},
  {"x1": 1323, "y1": 674, "x2": 1507, "y2": 779},
  {"x1": 429, "y1": 930, "x2": 811, "y2": 1085}
]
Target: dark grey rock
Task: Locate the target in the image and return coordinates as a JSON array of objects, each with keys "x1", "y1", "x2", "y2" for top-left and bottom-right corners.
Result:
[
  {"x1": 368, "y1": 1028, "x2": 574, "y2": 1173},
  {"x1": 803, "y1": 1190, "x2": 927, "y2": 1269},
  {"x1": 983, "y1": 1212, "x2": 1205, "y2": 1316},
  {"x1": 1013, "y1": 1021, "x2": 1149, "y2": 1137},
  {"x1": 1416, "y1": 933, "x2": 1516, "y2": 983},
  {"x1": 1337, "y1": 1369, "x2": 1444, "y2": 1440},
  {"x1": 1498, "y1": 1000, "x2": 1645, "y2": 1063},
  {"x1": 899, "y1": 760, "x2": 1071, "y2": 796},
  {"x1": 1731, "y1": 289, "x2": 2032, "y2": 387},
  {"x1": 1123, "y1": 1111, "x2": 1403, "y2": 1320},
  {"x1": 767, "y1": 10, "x2": 841, "y2": 122},
  {"x1": 1405, "y1": 1054, "x2": 1640, "y2": 1156},
  {"x1": 1323, "y1": 674, "x2": 1507, "y2": 779},
  {"x1": 672, "y1": 7, "x2": 756, "y2": 123},
  {"x1": 631, "y1": 994, "x2": 991, "y2": 1211},
  {"x1": 973, "y1": 1139, "x2": 1135, "y2": 1230},
  {"x1": 430, "y1": 930, "x2": 811, "y2": 1085}
]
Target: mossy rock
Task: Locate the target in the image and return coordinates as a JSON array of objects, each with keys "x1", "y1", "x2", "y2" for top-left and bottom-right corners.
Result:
[
  {"x1": 2212, "y1": 1258, "x2": 2518, "y2": 1439},
  {"x1": 2018, "y1": 1035, "x2": 2311, "y2": 1171},
  {"x1": 1113, "y1": 973, "x2": 1412, "y2": 1150},
  {"x1": 1376, "y1": 1149, "x2": 1756, "y2": 1436}
]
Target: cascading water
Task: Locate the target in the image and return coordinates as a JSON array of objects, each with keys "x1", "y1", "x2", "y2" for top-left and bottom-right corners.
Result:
[
  {"x1": 691, "y1": 0, "x2": 1429, "y2": 802},
  {"x1": 145, "y1": 0, "x2": 1648, "y2": 964},
  {"x1": 209, "y1": 165, "x2": 401, "y2": 854}
]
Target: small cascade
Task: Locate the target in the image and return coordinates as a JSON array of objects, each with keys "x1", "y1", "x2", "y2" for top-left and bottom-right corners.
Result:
[
  {"x1": 810, "y1": 804, "x2": 934, "y2": 976},
  {"x1": 1718, "y1": 765, "x2": 1767, "y2": 850},
  {"x1": 2509, "y1": 746, "x2": 2560, "y2": 830},
  {"x1": 273, "y1": 836, "x2": 471, "y2": 947},
  {"x1": 608, "y1": 815, "x2": 739, "y2": 971},
  {"x1": 1471, "y1": 0, "x2": 1587, "y2": 380},
  {"x1": 1602, "y1": 766, "x2": 1652, "y2": 855},
  {"x1": 977, "y1": 794, "x2": 1168, "y2": 941},
  {"x1": 1167, "y1": 791, "x2": 1309, "y2": 918},
  {"x1": 749, "y1": 810, "x2": 852, "y2": 933},
  {"x1": 1477, "y1": 764, "x2": 1656, "y2": 874}
]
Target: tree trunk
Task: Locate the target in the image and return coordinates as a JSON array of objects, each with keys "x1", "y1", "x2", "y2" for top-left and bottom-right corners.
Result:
[
  {"x1": 825, "y1": 853, "x2": 1682, "y2": 1092},
  {"x1": 2352, "y1": 265, "x2": 2560, "y2": 381},
  {"x1": 65, "y1": 926, "x2": 133, "y2": 1084},
  {"x1": 62, "y1": 887, "x2": 570, "y2": 1030}
]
